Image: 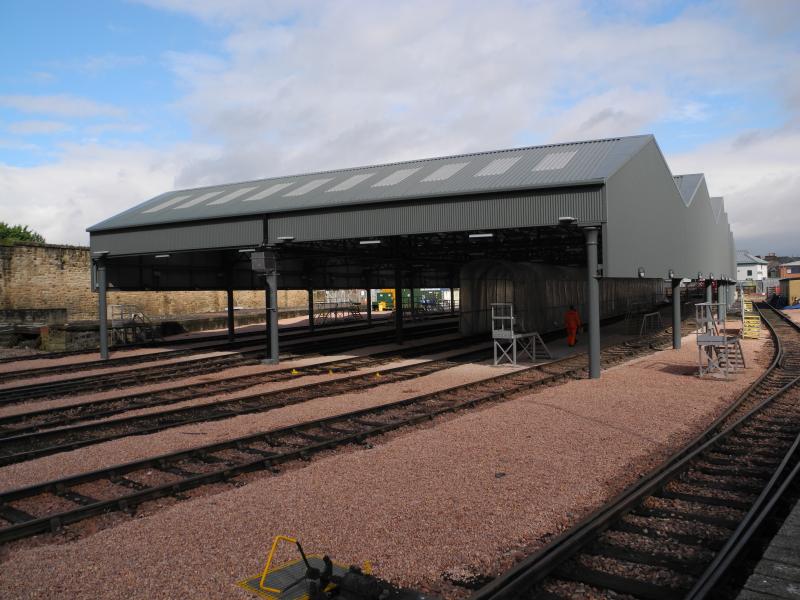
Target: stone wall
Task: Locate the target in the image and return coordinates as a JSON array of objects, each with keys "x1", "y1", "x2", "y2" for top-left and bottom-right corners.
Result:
[{"x1": 0, "y1": 243, "x2": 307, "y2": 322}]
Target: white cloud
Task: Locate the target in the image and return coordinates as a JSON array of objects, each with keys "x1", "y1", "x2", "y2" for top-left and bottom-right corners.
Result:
[
  {"x1": 0, "y1": 94, "x2": 125, "y2": 118},
  {"x1": 7, "y1": 120, "x2": 73, "y2": 135},
  {"x1": 0, "y1": 144, "x2": 211, "y2": 245},
  {"x1": 1, "y1": 0, "x2": 798, "y2": 251},
  {"x1": 668, "y1": 127, "x2": 800, "y2": 255}
]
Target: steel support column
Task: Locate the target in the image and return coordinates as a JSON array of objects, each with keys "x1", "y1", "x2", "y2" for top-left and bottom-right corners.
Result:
[
  {"x1": 706, "y1": 280, "x2": 713, "y2": 305},
  {"x1": 96, "y1": 259, "x2": 109, "y2": 360},
  {"x1": 450, "y1": 287, "x2": 456, "y2": 314},
  {"x1": 307, "y1": 289, "x2": 315, "y2": 332},
  {"x1": 226, "y1": 288, "x2": 235, "y2": 342},
  {"x1": 366, "y1": 288, "x2": 372, "y2": 325},
  {"x1": 264, "y1": 265, "x2": 279, "y2": 364},
  {"x1": 671, "y1": 278, "x2": 682, "y2": 350},
  {"x1": 395, "y1": 266, "x2": 404, "y2": 344},
  {"x1": 584, "y1": 227, "x2": 601, "y2": 379},
  {"x1": 719, "y1": 282, "x2": 727, "y2": 317}
]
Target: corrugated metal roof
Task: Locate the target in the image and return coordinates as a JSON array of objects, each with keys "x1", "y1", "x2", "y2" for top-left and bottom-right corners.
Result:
[
  {"x1": 736, "y1": 250, "x2": 768, "y2": 265},
  {"x1": 673, "y1": 173, "x2": 704, "y2": 207},
  {"x1": 88, "y1": 134, "x2": 653, "y2": 232}
]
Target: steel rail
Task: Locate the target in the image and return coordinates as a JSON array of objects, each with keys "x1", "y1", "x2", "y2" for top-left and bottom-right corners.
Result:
[
  {"x1": 0, "y1": 320, "x2": 458, "y2": 405},
  {"x1": 0, "y1": 344, "x2": 492, "y2": 464},
  {"x1": 0, "y1": 335, "x2": 488, "y2": 437},
  {"x1": 0, "y1": 327, "x2": 678, "y2": 545},
  {"x1": 0, "y1": 315, "x2": 455, "y2": 383},
  {"x1": 469, "y1": 302, "x2": 800, "y2": 600}
]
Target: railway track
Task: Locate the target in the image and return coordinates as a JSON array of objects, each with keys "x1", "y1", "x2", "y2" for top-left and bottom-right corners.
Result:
[
  {"x1": 0, "y1": 336, "x2": 488, "y2": 437},
  {"x1": 0, "y1": 323, "x2": 682, "y2": 545},
  {"x1": 0, "y1": 316, "x2": 450, "y2": 384},
  {"x1": 0, "y1": 339, "x2": 491, "y2": 464},
  {"x1": 0, "y1": 312, "x2": 411, "y2": 366},
  {"x1": 471, "y1": 303, "x2": 800, "y2": 600},
  {"x1": 0, "y1": 319, "x2": 458, "y2": 405}
]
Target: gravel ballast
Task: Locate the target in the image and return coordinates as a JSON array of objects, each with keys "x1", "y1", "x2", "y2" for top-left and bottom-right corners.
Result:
[{"x1": 0, "y1": 332, "x2": 770, "y2": 599}]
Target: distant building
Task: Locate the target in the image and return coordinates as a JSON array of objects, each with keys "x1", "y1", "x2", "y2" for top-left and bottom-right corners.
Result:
[
  {"x1": 780, "y1": 278, "x2": 800, "y2": 305},
  {"x1": 736, "y1": 250, "x2": 768, "y2": 282},
  {"x1": 779, "y1": 260, "x2": 800, "y2": 280},
  {"x1": 761, "y1": 252, "x2": 800, "y2": 278}
]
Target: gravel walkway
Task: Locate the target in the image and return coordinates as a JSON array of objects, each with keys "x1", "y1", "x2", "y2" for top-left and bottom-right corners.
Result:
[
  {"x1": 0, "y1": 359, "x2": 513, "y2": 492},
  {"x1": 0, "y1": 333, "x2": 462, "y2": 419},
  {"x1": 0, "y1": 333, "x2": 769, "y2": 599}
]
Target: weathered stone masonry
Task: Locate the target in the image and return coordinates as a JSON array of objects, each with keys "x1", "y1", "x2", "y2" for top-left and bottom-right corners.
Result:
[{"x1": 0, "y1": 243, "x2": 307, "y2": 321}]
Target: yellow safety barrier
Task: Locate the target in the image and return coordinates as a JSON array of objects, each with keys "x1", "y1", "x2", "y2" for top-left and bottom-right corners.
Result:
[
  {"x1": 743, "y1": 300, "x2": 754, "y2": 313},
  {"x1": 743, "y1": 315, "x2": 761, "y2": 339},
  {"x1": 259, "y1": 535, "x2": 298, "y2": 593}
]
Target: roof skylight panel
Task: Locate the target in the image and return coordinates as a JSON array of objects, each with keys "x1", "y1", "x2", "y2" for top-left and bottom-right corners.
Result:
[
  {"x1": 284, "y1": 178, "x2": 334, "y2": 197},
  {"x1": 207, "y1": 186, "x2": 258, "y2": 205},
  {"x1": 173, "y1": 191, "x2": 225, "y2": 209},
  {"x1": 372, "y1": 168, "x2": 421, "y2": 187},
  {"x1": 474, "y1": 156, "x2": 522, "y2": 177},
  {"x1": 141, "y1": 194, "x2": 192, "y2": 213},
  {"x1": 421, "y1": 162, "x2": 469, "y2": 182},
  {"x1": 243, "y1": 182, "x2": 294, "y2": 202},
  {"x1": 532, "y1": 150, "x2": 578, "y2": 171},
  {"x1": 326, "y1": 173, "x2": 374, "y2": 192}
]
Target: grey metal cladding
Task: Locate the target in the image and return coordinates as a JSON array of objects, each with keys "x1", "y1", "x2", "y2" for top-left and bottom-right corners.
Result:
[
  {"x1": 267, "y1": 187, "x2": 604, "y2": 243},
  {"x1": 90, "y1": 218, "x2": 264, "y2": 256},
  {"x1": 673, "y1": 174, "x2": 704, "y2": 207},
  {"x1": 88, "y1": 134, "x2": 652, "y2": 232}
]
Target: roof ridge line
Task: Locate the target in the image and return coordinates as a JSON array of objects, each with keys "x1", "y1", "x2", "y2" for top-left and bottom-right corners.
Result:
[{"x1": 156, "y1": 134, "x2": 654, "y2": 195}]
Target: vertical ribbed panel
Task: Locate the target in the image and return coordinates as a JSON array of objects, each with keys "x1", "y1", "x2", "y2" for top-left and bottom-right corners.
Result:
[
  {"x1": 90, "y1": 218, "x2": 264, "y2": 256},
  {"x1": 267, "y1": 187, "x2": 604, "y2": 243}
]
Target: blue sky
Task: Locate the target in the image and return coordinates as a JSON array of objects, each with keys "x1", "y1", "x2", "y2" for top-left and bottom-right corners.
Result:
[{"x1": 1, "y1": 0, "x2": 798, "y2": 253}]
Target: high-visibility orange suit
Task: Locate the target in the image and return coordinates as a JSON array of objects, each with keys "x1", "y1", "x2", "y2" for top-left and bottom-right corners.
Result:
[{"x1": 564, "y1": 307, "x2": 581, "y2": 347}]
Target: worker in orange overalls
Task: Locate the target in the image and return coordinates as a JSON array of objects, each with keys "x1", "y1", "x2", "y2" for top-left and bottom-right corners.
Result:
[{"x1": 564, "y1": 305, "x2": 581, "y2": 347}]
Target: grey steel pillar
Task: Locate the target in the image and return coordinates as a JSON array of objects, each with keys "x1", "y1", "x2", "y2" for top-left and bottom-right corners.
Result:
[
  {"x1": 264, "y1": 265, "x2": 279, "y2": 364},
  {"x1": 705, "y1": 281, "x2": 713, "y2": 305},
  {"x1": 366, "y1": 288, "x2": 372, "y2": 325},
  {"x1": 226, "y1": 288, "x2": 235, "y2": 342},
  {"x1": 96, "y1": 259, "x2": 109, "y2": 360},
  {"x1": 584, "y1": 227, "x2": 601, "y2": 379},
  {"x1": 719, "y1": 282, "x2": 727, "y2": 317},
  {"x1": 394, "y1": 266, "x2": 404, "y2": 344},
  {"x1": 410, "y1": 284, "x2": 416, "y2": 321},
  {"x1": 450, "y1": 287, "x2": 456, "y2": 314},
  {"x1": 307, "y1": 289, "x2": 315, "y2": 332},
  {"x1": 671, "y1": 278, "x2": 681, "y2": 350}
]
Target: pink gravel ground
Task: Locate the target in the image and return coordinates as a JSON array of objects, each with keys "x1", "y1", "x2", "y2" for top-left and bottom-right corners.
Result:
[
  {"x1": 0, "y1": 333, "x2": 463, "y2": 419},
  {"x1": 0, "y1": 312, "x2": 402, "y2": 376},
  {"x1": 0, "y1": 357, "x2": 511, "y2": 492},
  {"x1": 782, "y1": 309, "x2": 800, "y2": 325},
  {"x1": 0, "y1": 332, "x2": 769, "y2": 599}
]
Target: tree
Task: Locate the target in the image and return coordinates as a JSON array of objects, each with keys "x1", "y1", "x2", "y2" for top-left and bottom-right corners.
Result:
[{"x1": 0, "y1": 222, "x2": 45, "y2": 245}]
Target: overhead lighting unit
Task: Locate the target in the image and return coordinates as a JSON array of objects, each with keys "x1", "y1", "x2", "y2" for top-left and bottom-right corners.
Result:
[
  {"x1": 155, "y1": 254, "x2": 171, "y2": 259},
  {"x1": 238, "y1": 248, "x2": 256, "y2": 253},
  {"x1": 91, "y1": 250, "x2": 109, "y2": 258},
  {"x1": 558, "y1": 216, "x2": 577, "y2": 226},
  {"x1": 277, "y1": 236, "x2": 295, "y2": 242},
  {"x1": 468, "y1": 233, "x2": 494, "y2": 239},
  {"x1": 359, "y1": 240, "x2": 381, "y2": 245},
  {"x1": 637, "y1": 266, "x2": 646, "y2": 278}
]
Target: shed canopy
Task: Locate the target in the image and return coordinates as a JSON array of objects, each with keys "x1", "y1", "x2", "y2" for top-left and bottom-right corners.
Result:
[{"x1": 88, "y1": 133, "x2": 737, "y2": 290}]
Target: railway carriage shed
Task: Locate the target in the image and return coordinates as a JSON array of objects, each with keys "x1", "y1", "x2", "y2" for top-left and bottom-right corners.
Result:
[{"x1": 88, "y1": 134, "x2": 736, "y2": 377}]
